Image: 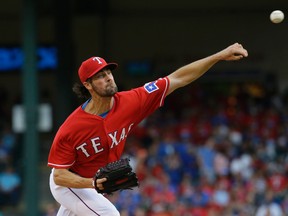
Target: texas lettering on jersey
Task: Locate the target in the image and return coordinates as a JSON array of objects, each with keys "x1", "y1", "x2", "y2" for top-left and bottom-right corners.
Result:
[{"x1": 76, "y1": 123, "x2": 134, "y2": 157}]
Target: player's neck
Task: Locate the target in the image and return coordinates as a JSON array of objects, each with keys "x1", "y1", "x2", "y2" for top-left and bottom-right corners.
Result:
[{"x1": 85, "y1": 97, "x2": 113, "y2": 115}]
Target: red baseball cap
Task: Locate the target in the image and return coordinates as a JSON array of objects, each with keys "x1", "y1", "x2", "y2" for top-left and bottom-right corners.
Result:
[{"x1": 78, "y1": 57, "x2": 118, "y2": 83}]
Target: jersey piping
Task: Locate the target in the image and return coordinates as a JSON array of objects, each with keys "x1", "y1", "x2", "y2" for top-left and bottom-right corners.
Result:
[{"x1": 48, "y1": 162, "x2": 75, "y2": 168}]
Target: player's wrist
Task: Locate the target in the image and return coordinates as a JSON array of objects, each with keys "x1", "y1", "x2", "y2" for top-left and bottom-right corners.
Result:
[{"x1": 91, "y1": 178, "x2": 95, "y2": 188}]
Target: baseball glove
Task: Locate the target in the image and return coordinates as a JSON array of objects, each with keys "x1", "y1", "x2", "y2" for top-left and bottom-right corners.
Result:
[{"x1": 94, "y1": 158, "x2": 139, "y2": 194}]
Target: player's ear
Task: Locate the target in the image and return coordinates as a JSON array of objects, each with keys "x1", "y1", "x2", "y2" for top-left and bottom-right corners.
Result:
[{"x1": 83, "y1": 81, "x2": 92, "y2": 90}]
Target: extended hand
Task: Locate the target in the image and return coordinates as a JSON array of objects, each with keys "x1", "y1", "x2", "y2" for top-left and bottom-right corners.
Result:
[{"x1": 219, "y1": 43, "x2": 248, "y2": 61}]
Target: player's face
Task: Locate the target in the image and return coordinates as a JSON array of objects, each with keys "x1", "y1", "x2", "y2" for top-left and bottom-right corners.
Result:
[{"x1": 89, "y1": 69, "x2": 118, "y2": 97}]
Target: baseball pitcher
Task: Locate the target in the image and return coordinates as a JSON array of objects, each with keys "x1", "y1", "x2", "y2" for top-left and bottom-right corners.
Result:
[{"x1": 47, "y1": 43, "x2": 248, "y2": 215}]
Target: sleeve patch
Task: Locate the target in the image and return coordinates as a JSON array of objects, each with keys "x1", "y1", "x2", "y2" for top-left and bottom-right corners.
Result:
[{"x1": 144, "y1": 81, "x2": 159, "y2": 93}]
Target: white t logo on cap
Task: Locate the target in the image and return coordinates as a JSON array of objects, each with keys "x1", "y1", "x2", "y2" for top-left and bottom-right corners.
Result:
[{"x1": 92, "y1": 57, "x2": 103, "y2": 64}]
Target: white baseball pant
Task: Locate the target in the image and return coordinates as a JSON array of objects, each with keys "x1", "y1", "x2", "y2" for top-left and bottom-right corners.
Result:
[{"x1": 49, "y1": 169, "x2": 120, "y2": 216}]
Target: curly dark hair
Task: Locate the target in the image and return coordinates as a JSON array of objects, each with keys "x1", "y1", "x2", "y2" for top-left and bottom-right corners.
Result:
[{"x1": 72, "y1": 82, "x2": 90, "y2": 99}]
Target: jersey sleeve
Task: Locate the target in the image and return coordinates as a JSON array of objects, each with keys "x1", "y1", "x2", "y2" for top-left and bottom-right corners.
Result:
[
  {"x1": 135, "y1": 76, "x2": 170, "y2": 119},
  {"x1": 47, "y1": 129, "x2": 75, "y2": 169}
]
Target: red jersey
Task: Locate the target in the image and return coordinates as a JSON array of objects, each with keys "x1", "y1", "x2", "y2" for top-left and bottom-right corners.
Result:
[
  {"x1": 48, "y1": 77, "x2": 169, "y2": 178},
  {"x1": 267, "y1": 174, "x2": 288, "y2": 192}
]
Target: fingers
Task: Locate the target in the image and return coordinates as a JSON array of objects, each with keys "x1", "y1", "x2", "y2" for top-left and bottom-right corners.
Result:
[
  {"x1": 233, "y1": 42, "x2": 243, "y2": 49},
  {"x1": 228, "y1": 53, "x2": 245, "y2": 61},
  {"x1": 97, "y1": 177, "x2": 107, "y2": 183},
  {"x1": 96, "y1": 177, "x2": 107, "y2": 190},
  {"x1": 234, "y1": 42, "x2": 248, "y2": 57},
  {"x1": 234, "y1": 54, "x2": 244, "y2": 60}
]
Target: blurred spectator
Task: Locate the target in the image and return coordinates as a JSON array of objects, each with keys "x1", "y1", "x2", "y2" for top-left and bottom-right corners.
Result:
[
  {"x1": 0, "y1": 127, "x2": 16, "y2": 152},
  {"x1": 214, "y1": 150, "x2": 229, "y2": 177},
  {"x1": 230, "y1": 153, "x2": 253, "y2": 180},
  {"x1": 249, "y1": 171, "x2": 267, "y2": 206},
  {"x1": 266, "y1": 168, "x2": 288, "y2": 204},
  {"x1": 180, "y1": 146, "x2": 200, "y2": 183},
  {"x1": 156, "y1": 132, "x2": 178, "y2": 162},
  {"x1": 267, "y1": 169, "x2": 288, "y2": 194},
  {"x1": 189, "y1": 184, "x2": 210, "y2": 208},
  {"x1": 0, "y1": 126, "x2": 17, "y2": 169},
  {"x1": 115, "y1": 189, "x2": 142, "y2": 216},
  {"x1": 0, "y1": 165, "x2": 21, "y2": 206},
  {"x1": 210, "y1": 177, "x2": 231, "y2": 213},
  {"x1": 163, "y1": 153, "x2": 183, "y2": 187},
  {"x1": 197, "y1": 137, "x2": 216, "y2": 183},
  {"x1": 255, "y1": 191, "x2": 284, "y2": 216}
]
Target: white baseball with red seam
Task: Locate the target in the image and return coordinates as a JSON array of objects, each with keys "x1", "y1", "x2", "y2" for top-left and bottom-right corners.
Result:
[{"x1": 270, "y1": 10, "x2": 284, "y2": 24}]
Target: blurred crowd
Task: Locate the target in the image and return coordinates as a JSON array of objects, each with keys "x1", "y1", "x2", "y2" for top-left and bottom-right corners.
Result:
[
  {"x1": 0, "y1": 88, "x2": 22, "y2": 212},
  {"x1": 0, "y1": 125, "x2": 21, "y2": 209},
  {"x1": 1, "y1": 81, "x2": 288, "y2": 216}
]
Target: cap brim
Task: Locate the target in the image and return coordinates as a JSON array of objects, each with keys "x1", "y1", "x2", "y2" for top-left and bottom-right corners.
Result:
[
  {"x1": 87, "y1": 62, "x2": 118, "y2": 80},
  {"x1": 106, "y1": 63, "x2": 118, "y2": 71}
]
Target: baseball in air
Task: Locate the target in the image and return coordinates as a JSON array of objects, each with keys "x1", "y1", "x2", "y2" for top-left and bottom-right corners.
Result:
[{"x1": 270, "y1": 10, "x2": 284, "y2": 23}]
